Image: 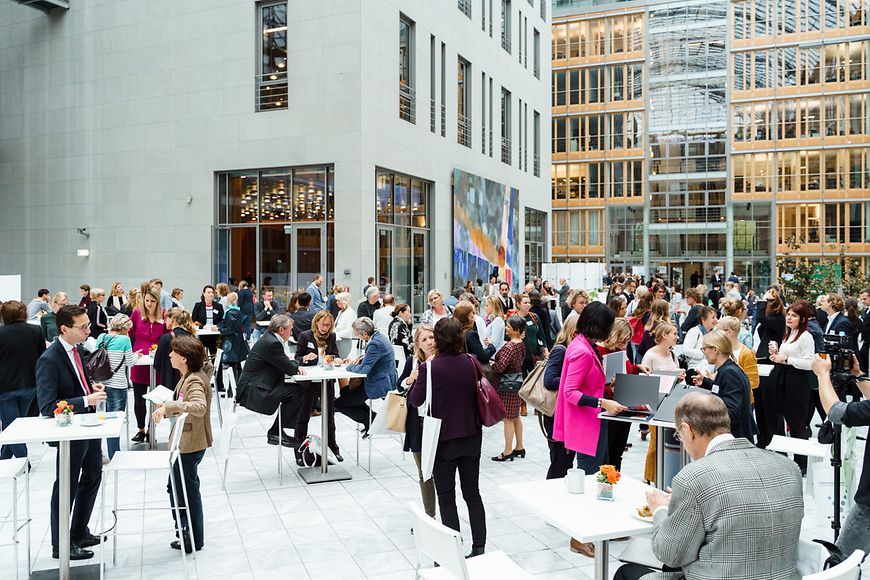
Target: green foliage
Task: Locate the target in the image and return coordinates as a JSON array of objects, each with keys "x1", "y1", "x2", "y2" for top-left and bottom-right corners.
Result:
[{"x1": 776, "y1": 237, "x2": 869, "y2": 301}]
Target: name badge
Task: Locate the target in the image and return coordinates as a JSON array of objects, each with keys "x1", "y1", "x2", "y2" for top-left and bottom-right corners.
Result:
[
  {"x1": 527, "y1": 320, "x2": 534, "y2": 326},
  {"x1": 308, "y1": 342, "x2": 316, "y2": 349},
  {"x1": 711, "y1": 384, "x2": 720, "y2": 394}
]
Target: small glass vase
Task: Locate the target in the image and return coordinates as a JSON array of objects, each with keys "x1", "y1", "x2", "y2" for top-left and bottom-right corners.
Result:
[
  {"x1": 597, "y1": 482, "x2": 615, "y2": 501},
  {"x1": 56, "y1": 413, "x2": 73, "y2": 427}
]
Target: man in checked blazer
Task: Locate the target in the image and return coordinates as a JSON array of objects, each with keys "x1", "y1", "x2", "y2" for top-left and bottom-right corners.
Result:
[{"x1": 616, "y1": 392, "x2": 804, "y2": 580}]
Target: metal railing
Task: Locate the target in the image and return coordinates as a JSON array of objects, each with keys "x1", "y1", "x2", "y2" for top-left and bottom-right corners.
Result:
[
  {"x1": 457, "y1": 114, "x2": 471, "y2": 148},
  {"x1": 458, "y1": 0, "x2": 472, "y2": 17},
  {"x1": 441, "y1": 104, "x2": 446, "y2": 137},
  {"x1": 430, "y1": 98, "x2": 437, "y2": 133},
  {"x1": 533, "y1": 154, "x2": 540, "y2": 176},
  {"x1": 399, "y1": 83, "x2": 416, "y2": 123},
  {"x1": 534, "y1": 62, "x2": 539, "y2": 78},
  {"x1": 501, "y1": 31, "x2": 511, "y2": 53},
  {"x1": 501, "y1": 137, "x2": 511, "y2": 164},
  {"x1": 481, "y1": 124, "x2": 487, "y2": 154},
  {"x1": 255, "y1": 71, "x2": 288, "y2": 111},
  {"x1": 489, "y1": 128, "x2": 493, "y2": 156}
]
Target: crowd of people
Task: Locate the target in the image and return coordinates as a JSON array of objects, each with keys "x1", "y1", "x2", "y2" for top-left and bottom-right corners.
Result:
[{"x1": 4, "y1": 268, "x2": 870, "y2": 575}]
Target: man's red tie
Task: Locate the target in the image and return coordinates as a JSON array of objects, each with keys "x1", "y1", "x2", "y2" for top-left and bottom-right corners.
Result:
[{"x1": 72, "y1": 347, "x2": 92, "y2": 398}]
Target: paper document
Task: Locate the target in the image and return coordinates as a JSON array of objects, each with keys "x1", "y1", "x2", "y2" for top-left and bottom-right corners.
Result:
[
  {"x1": 657, "y1": 375, "x2": 676, "y2": 394},
  {"x1": 604, "y1": 351, "x2": 627, "y2": 383},
  {"x1": 142, "y1": 385, "x2": 175, "y2": 404}
]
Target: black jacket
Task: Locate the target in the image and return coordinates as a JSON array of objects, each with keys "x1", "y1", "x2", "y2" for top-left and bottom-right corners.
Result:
[
  {"x1": 530, "y1": 304, "x2": 554, "y2": 349},
  {"x1": 289, "y1": 308, "x2": 316, "y2": 341},
  {"x1": 398, "y1": 356, "x2": 423, "y2": 453},
  {"x1": 699, "y1": 359, "x2": 756, "y2": 441},
  {"x1": 465, "y1": 329, "x2": 495, "y2": 365},
  {"x1": 294, "y1": 330, "x2": 338, "y2": 366},
  {"x1": 235, "y1": 332, "x2": 299, "y2": 415},
  {"x1": 860, "y1": 313, "x2": 870, "y2": 367},
  {"x1": 153, "y1": 328, "x2": 191, "y2": 389},
  {"x1": 219, "y1": 308, "x2": 249, "y2": 363},
  {"x1": 0, "y1": 321, "x2": 47, "y2": 394},
  {"x1": 36, "y1": 338, "x2": 94, "y2": 416},
  {"x1": 87, "y1": 302, "x2": 108, "y2": 338},
  {"x1": 254, "y1": 298, "x2": 284, "y2": 322},
  {"x1": 357, "y1": 300, "x2": 381, "y2": 322},
  {"x1": 106, "y1": 295, "x2": 127, "y2": 317},
  {"x1": 191, "y1": 301, "x2": 224, "y2": 328},
  {"x1": 681, "y1": 305, "x2": 702, "y2": 334},
  {"x1": 754, "y1": 300, "x2": 786, "y2": 362}
]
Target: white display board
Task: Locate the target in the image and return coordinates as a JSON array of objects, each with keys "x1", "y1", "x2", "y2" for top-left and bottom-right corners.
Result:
[
  {"x1": 541, "y1": 262, "x2": 606, "y2": 292},
  {"x1": 0, "y1": 275, "x2": 22, "y2": 302}
]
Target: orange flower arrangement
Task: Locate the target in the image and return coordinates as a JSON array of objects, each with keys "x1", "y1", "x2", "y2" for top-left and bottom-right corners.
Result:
[
  {"x1": 596, "y1": 464, "x2": 621, "y2": 485},
  {"x1": 54, "y1": 400, "x2": 74, "y2": 416}
]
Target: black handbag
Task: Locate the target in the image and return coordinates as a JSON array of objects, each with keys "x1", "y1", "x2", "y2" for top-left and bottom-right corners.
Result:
[
  {"x1": 86, "y1": 337, "x2": 125, "y2": 382},
  {"x1": 497, "y1": 372, "x2": 525, "y2": 392}
]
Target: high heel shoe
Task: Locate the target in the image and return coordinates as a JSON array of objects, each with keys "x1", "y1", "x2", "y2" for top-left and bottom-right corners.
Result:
[
  {"x1": 131, "y1": 431, "x2": 146, "y2": 443},
  {"x1": 491, "y1": 452, "x2": 514, "y2": 462},
  {"x1": 511, "y1": 448, "x2": 526, "y2": 459},
  {"x1": 466, "y1": 546, "x2": 485, "y2": 558}
]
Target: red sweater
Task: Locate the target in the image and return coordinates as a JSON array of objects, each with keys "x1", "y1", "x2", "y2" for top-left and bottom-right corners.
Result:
[{"x1": 596, "y1": 345, "x2": 641, "y2": 398}]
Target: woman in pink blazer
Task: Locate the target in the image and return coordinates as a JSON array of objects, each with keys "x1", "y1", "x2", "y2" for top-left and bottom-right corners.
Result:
[{"x1": 553, "y1": 302, "x2": 626, "y2": 473}]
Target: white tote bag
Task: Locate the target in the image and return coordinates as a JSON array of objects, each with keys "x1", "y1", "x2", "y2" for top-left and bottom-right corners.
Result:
[{"x1": 420, "y1": 360, "x2": 442, "y2": 482}]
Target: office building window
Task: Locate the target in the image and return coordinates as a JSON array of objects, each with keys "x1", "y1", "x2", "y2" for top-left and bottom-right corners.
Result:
[
  {"x1": 441, "y1": 42, "x2": 446, "y2": 137},
  {"x1": 533, "y1": 110, "x2": 540, "y2": 177},
  {"x1": 399, "y1": 15, "x2": 416, "y2": 123},
  {"x1": 458, "y1": 57, "x2": 471, "y2": 148},
  {"x1": 430, "y1": 35, "x2": 436, "y2": 133},
  {"x1": 458, "y1": 0, "x2": 472, "y2": 18},
  {"x1": 533, "y1": 29, "x2": 540, "y2": 78},
  {"x1": 501, "y1": 88, "x2": 512, "y2": 164},
  {"x1": 481, "y1": 72, "x2": 487, "y2": 154},
  {"x1": 501, "y1": 0, "x2": 512, "y2": 53},
  {"x1": 256, "y1": 2, "x2": 288, "y2": 111},
  {"x1": 525, "y1": 208, "x2": 547, "y2": 281}
]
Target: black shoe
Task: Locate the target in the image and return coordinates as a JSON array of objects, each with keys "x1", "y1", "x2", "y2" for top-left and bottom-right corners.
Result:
[
  {"x1": 170, "y1": 529, "x2": 194, "y2": 554},
  {"x1": 331, "y1": 449, "x2": 343, "y2": 462},
  {"x1": 466, "y1": 546, "x2": 485, "y2": 558},
  {"x1": 511, "y1": 448, "x2": 526, "y2": 459},
  {"x1": 71, "y1": 532, "x2": 105, "y2": 548},
  {"x1": 52, "y1": 545, "x2": 94, "y2": 560},
  {"x1": 131, "y1": 431, "x2": 146, "y2": 443},
  {"x1": 491, "y1": 452, "x2": 514, "y2": 462},
  {"x1": 267, "y1": 433, "x2": 297, "y2": 448}
]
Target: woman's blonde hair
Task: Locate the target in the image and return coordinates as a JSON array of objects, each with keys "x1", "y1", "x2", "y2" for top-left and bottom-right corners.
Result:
[
  {"x1": 226, "y1": 292, "x2": 238, "y2": 306},
  {"x1": 108, "y1": 314, "x2": 133, "y2": 333},
  {"x1": 721, "y1": 298, "x2": 745, "y2": 317},
  {"x1": 111, "y1": 282, "x2": 123, "y2": 296},
  {"x1": 426, "y1": 289, "x2": 443, "y2": 306},
  {"x1": 716, "y1": 315, "x2": 741, "y2": 334},
  {"x1": 52, "y1": 291, "x2": 69, "y2": 307},
  {"x1": 127, "y1": 288, "x2": 141, "y2": 312},
  {"x1": 653, "y1": 322, "x2": 677, "y2": 344},
  {"x1": 645, "y1": 299, "x2": 671, "y2": 330},
  {"x1": 216, "y1": 283, "x2": 229, "y2": 297},
  {"x1": 167, "y1": 308, "x2": 197, "y2": 336},
  {"x1": 602, "y1": 318, "x2": 632, "y2": 350},
  {"x1": 413, "y1": 324, "x2": 434, "y2": 363},
  {"x1": 485, "y1": 295, "x2": 505, "y2": 320},
  {"x1": 555, "y1": 314, "x2": 580, "y2": 347},
  {"x1": 702, "y1": 329, "x2": 734, "y2": 357},
  {"x1": 569, "y1": 289, "x2": 589, "y2": 308},
  {"x1": 140, "y1": 288, "x2": 161, "y2": 322},
  {"x1": 335, "y1": 291, "x2": 351, "y2": 307},
  {"x1": 90, "y1": 288, "x2": 105, "y2": 300}
]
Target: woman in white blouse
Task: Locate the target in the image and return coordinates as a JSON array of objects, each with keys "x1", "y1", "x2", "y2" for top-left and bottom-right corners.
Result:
[
  {"x1": 681, "y1": 305, "x2": 718, "y2": 371},
  {"x1": 333, "y1": 291, "x2": 357, "y2": 340},
  {"x1": 768, "y1": 298, "x2": 815, "y2": 474},
  {"x1": 481, "y1": 296, "x2": 506, "y2": 353}
]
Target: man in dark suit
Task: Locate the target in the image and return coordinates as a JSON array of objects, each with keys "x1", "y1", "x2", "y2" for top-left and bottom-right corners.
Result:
[
  {"x1": 237, "y1": 281, "x2": 255, "y2": 340},
  {"x1": 235, "y1": 315, "x2": 304, "y2": 447},
  {"x1": 859, "y1": 288, "x2": 870, "y2": 373},
  {"x1": 253, "y1": 287, "x2": 284, "y2": 340},
  {"x1": 289, "y1": 292, "x2": 316, "y2": 341},
  {"x1": 497, "y1": 282, "x2": 515, "y2": 312},
  {"x1": 36, "y1": 305, "x2": 108, "y2": 561}
]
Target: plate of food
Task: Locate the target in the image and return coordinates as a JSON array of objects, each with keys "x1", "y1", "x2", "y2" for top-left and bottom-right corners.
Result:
[{"x1": 632, "y1": 504, "x2": 654, "y2": 523}]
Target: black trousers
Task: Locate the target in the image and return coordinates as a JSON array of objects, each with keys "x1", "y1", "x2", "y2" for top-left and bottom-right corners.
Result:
[
  {"x1": 607, "y1": 419, "x2": 632, "y2": 471},
  {"x1": 295, "y1": 381, "x2": 337, "y2": 451},
  {"x1": 335, "y1": 386, "x2": 372, "y2": 428},
  {"x1": 432, "y1": 432, "x2": 486, "y2": 549},
  {"x1": 775, "y1": 365, "x2": 812, "y2": 471},
  {"x1": 755, "y1": 373, "x2": 782, "y2": 448},
  {"x1": 614, "y1": 563, "x2": 655, "y2": 580},
  {"x1": 168, "y1": 449, "x2": 206, "y2": 549},
  {"x1": 542, "y1": 414, "x2": 575, "y2": 479},
  {"x1": 51, "y1": 438, "x2": 102, "y2": 549},
  {"x1": 132, "y1": 382, "x2": 149, "y2": 430},
  {"x1": 268, "y1": 386, "x2": 304, "y2": 437}
]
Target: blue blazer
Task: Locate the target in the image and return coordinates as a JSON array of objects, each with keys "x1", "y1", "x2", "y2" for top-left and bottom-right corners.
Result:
[
  {"x1": 36, "y1": 339, "x2": 95, "y2": 417},
  {"x1": 346, "y1": 331, "x2": 397, "y2": 399}
]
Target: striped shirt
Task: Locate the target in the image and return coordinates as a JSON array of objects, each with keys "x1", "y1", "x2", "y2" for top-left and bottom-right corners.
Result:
[{"x1": 94, "y1": 334, "x2": 137, "y2": 390}]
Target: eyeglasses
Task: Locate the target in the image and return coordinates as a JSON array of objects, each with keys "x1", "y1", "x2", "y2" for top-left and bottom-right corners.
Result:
[
  {"x1": 673, "y1": 430, "x2": 682, "y2": 442},
  {"x1": 72, "y1": 323, "x2": 90, "y2": 331}
]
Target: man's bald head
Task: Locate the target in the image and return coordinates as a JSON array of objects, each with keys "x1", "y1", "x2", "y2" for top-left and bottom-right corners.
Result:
[{"x1": 675, "y1": 392, "x2": 731, "y2": 438}]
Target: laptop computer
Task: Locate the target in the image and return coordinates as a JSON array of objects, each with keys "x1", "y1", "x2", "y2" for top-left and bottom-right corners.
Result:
[
  {"x1": 605, "y1": 373, "x2": 667, "y2": 420},
  {"x1": 652, "y1": 387, "x2": 709, "y2": 424}
]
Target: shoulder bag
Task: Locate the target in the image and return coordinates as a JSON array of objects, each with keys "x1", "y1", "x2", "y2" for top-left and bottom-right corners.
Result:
[
  {"x1": 86, "y1": 336, "x2": 125, "y2": 382},
  {"x1": 419, "y1": 359, "x2": 442, "y2": 482},
  {"x1": 468, "y1": 354, "x2": 506, "y2": 427},
  {"x1": 518, "y1": 356, "x2": 555, "y2": 416}
]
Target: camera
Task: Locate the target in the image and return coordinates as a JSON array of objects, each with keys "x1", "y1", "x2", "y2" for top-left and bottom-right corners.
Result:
[{"x1": 822, "y1": 333, "x2": 858, "y2": 396}]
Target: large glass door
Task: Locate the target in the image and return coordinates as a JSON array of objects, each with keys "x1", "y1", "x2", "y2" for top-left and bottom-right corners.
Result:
[{"x1": 292, "y1": 225, "x2": 326, "y2": 294}]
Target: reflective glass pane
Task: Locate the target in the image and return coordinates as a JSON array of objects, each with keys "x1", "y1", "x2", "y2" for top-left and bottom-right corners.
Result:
[
  {"x1": 293, "y1": 167, "x2": 326, "y2": 221},
  {"x1": 394, "y1": 175, "x2": 411, "y2": 226},
  {"x1": 377, "y1": 172, "x2": 392, "y2": 223},
  {"x1": 260, "y1": 225, "x2": 292, "y2": 303},
  {"x1": 411, "y1": 179, "x2": 427, "y2": 227},
  {"x1": 260, "y1": 171, "x2": 291, "y2": 223},
  {"x1": 230, "y1": 173, "x2": 258, "y2": 224}
]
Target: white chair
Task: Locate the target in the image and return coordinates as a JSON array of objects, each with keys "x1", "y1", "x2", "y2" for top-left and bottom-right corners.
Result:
[
  {"x1": 408, "y1": 502, "x2": 533, "y2": 579},
  {"x1": 802, "y1": 550, "x2": 865, "y2": 580},
  {"x1": 210, "y1": 348, "x2": 224, "y2": 426},
  {"x1": 217, "y1": 368, "x2": 242, "y2": 489},
  {"x1": 100, "y1": 413, "x2": 194, "y2": 579},
  {"x1": 0, "y1": 458, "x2": 31, "y2": 580}
]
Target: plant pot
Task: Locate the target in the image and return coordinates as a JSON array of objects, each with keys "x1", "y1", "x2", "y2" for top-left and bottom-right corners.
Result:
[
  {"x1": 597, "y1": 482, "x2": 615, "y2": 501},
  {"x1": 56, "y1": 413, "x2": 73, "y2": 427}
]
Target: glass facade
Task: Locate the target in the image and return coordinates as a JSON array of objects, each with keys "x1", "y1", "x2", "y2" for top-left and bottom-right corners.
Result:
[
  {"x1": 257, "y1": 2, "x2": 288, "y2": 111},
  {"x1": 553, "y1": 0, "x2": 870, "y2": 288},
  {"x1": 215, "y1": 166, "x2": 335, "y2": 303}
]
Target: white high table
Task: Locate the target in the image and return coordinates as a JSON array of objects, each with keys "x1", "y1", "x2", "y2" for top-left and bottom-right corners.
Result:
[
  {"x1": 288, "y1": 366, "x2": 365, "y2": 484},
  {"x1": 502, "y1": 475, "x2": 654, "y2": 580},
  {"x1": 0, "y1": 415, "x2": 124, "y2": 580},
  {"x1": 132, "y1": 354, "x2": 158, "y2": 449}
]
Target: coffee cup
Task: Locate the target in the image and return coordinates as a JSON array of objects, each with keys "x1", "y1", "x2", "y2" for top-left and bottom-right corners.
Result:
[{"x1": 565, "y1": 468, "x2": 586, "y2": 494}]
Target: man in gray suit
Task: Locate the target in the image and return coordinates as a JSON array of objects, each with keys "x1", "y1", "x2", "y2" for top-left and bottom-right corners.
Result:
[{"x1": 615, "y1": 392, "x2": 804, "y2": 580}]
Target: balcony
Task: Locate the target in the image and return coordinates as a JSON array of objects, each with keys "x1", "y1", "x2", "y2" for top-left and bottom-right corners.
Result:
[
  {"x1": 501, "y1": 137, "x2": 511, "y2": 164},
  {"x1": 256, "y1": 71, "x2": 289, "y2": 111},
  {"x1": 441, "y1": 104, "x2": 446, "y2": 137},
  {"x1": 501, "y1": 31, "x2": 511, "y2": 53},
  {"x1": 534, "y1": 154, "x2": 540, "y2": 176},
  {"x1": 430, "y1": 98, "x2": 436, "y2": 133},
  {"x1": 400, "y1": 83, "x2": 416, "y2": 124},
  {"x1": 534, "y1": 62, "x2": 540, "y2": 78},
  {"x1": 458, "y1": 114, "x2": 471, "y2": 148},
  {"x1": 458, "y1": 0, "x2": 472, "y2": 18},
  {"x1": 481, "y1": 124, "x2": 487, "y2": 154},
  {"x1": 489, "y1": 128, "x2": 493, "y2": 156}
]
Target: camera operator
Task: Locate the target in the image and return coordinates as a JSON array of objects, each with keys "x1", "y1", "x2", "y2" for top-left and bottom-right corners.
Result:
[{"x1": 812, "y1": 353, "x2": 870, "y2": 558}]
